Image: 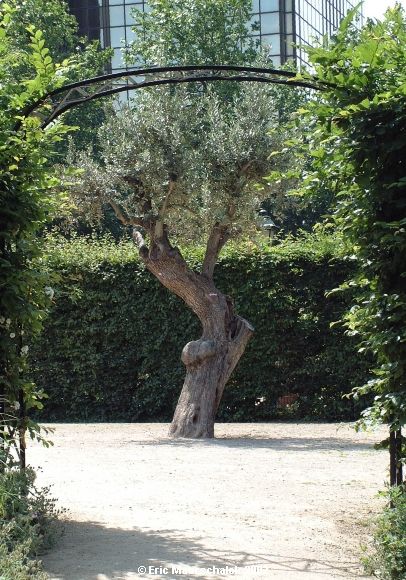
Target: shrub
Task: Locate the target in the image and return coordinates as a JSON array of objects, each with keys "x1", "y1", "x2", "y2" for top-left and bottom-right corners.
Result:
[
  {"x1": 0, "y1": 525, "x2": 47, "y2": 580},
  {"x1": 0, "y1": 3, "x2": 72, "y2": 470},
  {"x1": 296, "y1": 6, "x2": 406, "y2": 461},
  {"x1": 364, "y1": 485, "x2": 406, "y2": 580},
  {"x1": 0, "y1": 468, "x2": 61, "y2": 579},
  {"x1": 30, "y1": 232, "x2": 370, "y2": 422}
]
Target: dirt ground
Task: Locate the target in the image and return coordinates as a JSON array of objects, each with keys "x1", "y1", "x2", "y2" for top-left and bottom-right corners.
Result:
[{"x1": 29, "y1": 423, "x2": 388, "y2": 580}]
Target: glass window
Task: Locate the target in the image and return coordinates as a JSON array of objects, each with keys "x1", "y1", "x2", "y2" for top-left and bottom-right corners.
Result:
[
  {"x1": 252, "y1": 0, "x2": 260, "y2": 12},
  {"x1": 249, "y1": 15, "x2": 260, "y2": 32},
  {"x1": 109, "y1": 5, "x2": 125, "y2": 27},
  {"x1": 109, "y1": 0, "x2": 123, "y2": 5},
  {"x1": 312, "y1": 0, "x2": 323, "y2": 13},
  {"x1": 86, "y1": 28, "x2": 100, "y2": 41},
  {"x1": 125, "y1": 4, "x2": 140, "y2": 25},
  {"x1": 88, "y1": 7, "x2": 101, "y2": 28},
  {"x1": 285, "y1": 33, "x2": 294, "y2": 49},
  {"x1": 116, "y1": 91, "x2": 130, "y2": 105},
  {"x1": 112, "y1": 47, "x2": 124, "y2": 68},
  {"x1": 260, "y1": 12, "x2": 279, "y2": 35},
  {"x1": 260, "y1": 0, "x2": 279, "y2": 10},
  {"x1": 285, "y1": 13, "x2": 293, "y2": 34},
  {"x1": 261, "y1": 33, "x2": 280, "y2": 53},
  {"x1": 125, "y1": 26, "x2": 136, "y2": 43},
  {"x1": 71, "y1": 8, "x2": 85, "y2": 24},
  {"x1": 110, "y1": 26, "x2": 126, "y2": 46}
]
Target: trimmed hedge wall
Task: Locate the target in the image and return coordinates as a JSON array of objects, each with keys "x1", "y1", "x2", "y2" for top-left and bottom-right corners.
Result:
[{"x1": 31, "y1": 234, "x2": 370, "y2": 422}]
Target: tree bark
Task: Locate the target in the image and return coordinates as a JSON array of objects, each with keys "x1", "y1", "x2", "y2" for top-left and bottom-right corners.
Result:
[
  {"x1": 133, "y1": 226, "x2": 254, "y2": 438},
  {"x1": 170, "y1": 313, "x2": 253, "y2": 438}
]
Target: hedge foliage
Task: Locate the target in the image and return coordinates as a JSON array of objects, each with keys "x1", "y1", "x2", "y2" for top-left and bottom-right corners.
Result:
[
  {"x1": 0, "y1": 5, "x2": 74, "y2": 469},
  {"x1": 297, "y1": 8, "x2": 406, "y2": 457},
  {"x1": 31, "y1": 233, "x2": 370, "y2": 422}
]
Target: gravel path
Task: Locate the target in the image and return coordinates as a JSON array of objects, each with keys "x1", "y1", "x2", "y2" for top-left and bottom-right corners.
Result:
[{"x1": 30, "y1": 423, "x2": 388, "y2": 580}]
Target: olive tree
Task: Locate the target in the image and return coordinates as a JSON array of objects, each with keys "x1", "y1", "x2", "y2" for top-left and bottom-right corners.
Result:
[{"x1": 67, "y1": 0, "x2": 298, "y2": 438}]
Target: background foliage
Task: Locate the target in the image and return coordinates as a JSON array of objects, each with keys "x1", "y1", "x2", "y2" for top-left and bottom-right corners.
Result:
[
  {"x1": 5, "y1": 0, "x2": 111, "y2": 155},
  {"x1": 289, "y1": 9, "x2": 406, "y2": 574},
  {"x1": 0, "y1": 3, "x2": 73, "y2": 468},
  {"x1": 126, "y1": 0, "x2": 258, "y2": 67},
  {"x1": 292, "y1": 6, "x2": 406, "y2": 456},
  {"x1": 0, "y1": 3, "x2": 76, "y2": 576},
  {"x1": 30, "y1": 234, "x2": 369, "y2": 422}
]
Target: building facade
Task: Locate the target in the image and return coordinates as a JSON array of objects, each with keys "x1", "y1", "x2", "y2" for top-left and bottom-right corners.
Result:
[{"x1": 67, "y1": 0, "x2": 360, "y2": 72}]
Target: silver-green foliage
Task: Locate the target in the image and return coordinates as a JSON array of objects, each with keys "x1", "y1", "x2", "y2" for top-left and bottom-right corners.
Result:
[
  {"x1": 68, "y1": 81, "x2": 293, "y2": 242},
  {"x1": 67, "y1": 0, "x2": 301, "y2": 243}
]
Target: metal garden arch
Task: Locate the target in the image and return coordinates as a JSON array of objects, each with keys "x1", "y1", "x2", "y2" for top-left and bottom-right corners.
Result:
[{"x1": 21, "y1": 64, "x2": 327, "y2": 127}]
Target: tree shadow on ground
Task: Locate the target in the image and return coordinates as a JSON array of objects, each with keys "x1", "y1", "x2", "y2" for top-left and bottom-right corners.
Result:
[
  {"x1": 133, "y1": 436, "x2": 378, "y2": 452},
  {"x1": 42, "y1": 520, "x2": 369, "y2": 579}
]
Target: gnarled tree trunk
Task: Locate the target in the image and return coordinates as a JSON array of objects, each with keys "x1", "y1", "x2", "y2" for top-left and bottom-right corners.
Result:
[{"x1": 132, "y1": 223, "x2": 254, "y2": 438}]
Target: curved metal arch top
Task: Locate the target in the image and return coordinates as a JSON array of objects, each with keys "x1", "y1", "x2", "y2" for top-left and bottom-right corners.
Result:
[{"x1": 24, "y1": 65, "x2": 328, "y2": 128}]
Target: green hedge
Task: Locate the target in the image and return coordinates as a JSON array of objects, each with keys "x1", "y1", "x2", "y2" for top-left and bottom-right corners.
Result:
[{"x1": 31, "y1": 234, "x2": 370, "y2": 422}]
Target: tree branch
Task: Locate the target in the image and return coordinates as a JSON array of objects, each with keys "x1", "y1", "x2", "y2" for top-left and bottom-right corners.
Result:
[
  {"x1": 202, "y1": 223, "x2": 230, "y2": 279},
  {"x1": 201, "y1": 198, "x2": 237, "y2": 279},
  {"x1": 109, "y1": 199, "x2": 145, "y2": 227},
  {"x1": 167, "y1": 203, "x2": 200, "y2": 219},
  {"x1": 132, "y1": 227, "x2": 149, "y2": 259},
  {"x1": 239, "y1": 160, "x2": 253, "y2": 175},
  {"x1": 159, "y1": 179, "x2": 176, "y2": 220}
]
